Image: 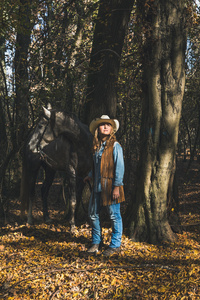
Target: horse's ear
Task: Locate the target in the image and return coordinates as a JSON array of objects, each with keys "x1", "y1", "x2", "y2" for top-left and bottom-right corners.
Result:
[
  {"x1": 47, "y1": 103, "x2": 52, "y2": 110},
  {"x1": 50, "y1": 110, "x2": 55, "y2": 129},
  {"x1": 42, "y1": 106, "x2": 51, "y2": 119}
]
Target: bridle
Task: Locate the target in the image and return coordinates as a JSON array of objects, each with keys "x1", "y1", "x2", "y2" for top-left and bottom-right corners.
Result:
[
  {"x1": 36, "y1": 115, "x2": 57, "y2": 168},
  {"x1": 36, "y1": 115, "x2": 77, "y2": 179}
]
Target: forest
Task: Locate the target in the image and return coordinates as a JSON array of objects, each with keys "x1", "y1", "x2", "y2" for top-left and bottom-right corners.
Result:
[{"x1": 0, "y1": 0, "x2": 200, "y2": 299}]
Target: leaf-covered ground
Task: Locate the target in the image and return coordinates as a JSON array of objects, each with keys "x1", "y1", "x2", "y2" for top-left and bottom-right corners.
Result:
[{"x1": 1, "y1": 161, "x2": 200, "y2": 299}]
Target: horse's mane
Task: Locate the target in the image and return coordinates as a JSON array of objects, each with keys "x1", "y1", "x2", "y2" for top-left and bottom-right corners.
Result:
[
  {"x1": 53, "y1": 109, "x2": 92, "y2": 138},
  {"x1": 53, "y1": 109, "x2": 80, "y2": 122}
]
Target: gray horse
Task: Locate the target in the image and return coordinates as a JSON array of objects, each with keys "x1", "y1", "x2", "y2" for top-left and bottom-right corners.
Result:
[{"x1": 20, "y1": 106, "x2": 93, "y2": 229}]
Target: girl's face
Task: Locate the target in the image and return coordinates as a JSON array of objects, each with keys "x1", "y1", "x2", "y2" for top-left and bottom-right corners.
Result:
[{"x1": 99, "y1": 123, "x2": 112, "y2": 138}]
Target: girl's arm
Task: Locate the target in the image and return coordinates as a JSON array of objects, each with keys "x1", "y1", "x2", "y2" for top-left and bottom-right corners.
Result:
[{"x1": 113, "y1": 142, "x2": 125, "y2": 187}]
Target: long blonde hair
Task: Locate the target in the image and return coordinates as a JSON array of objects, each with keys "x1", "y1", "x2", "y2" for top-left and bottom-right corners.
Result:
[{"x1": 92, "y1": 125, "x2": 116, "y2": 153}]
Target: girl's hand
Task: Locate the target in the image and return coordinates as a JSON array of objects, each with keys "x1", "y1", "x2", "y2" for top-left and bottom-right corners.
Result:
[{"x1": 112, "y1": 186, "x2": 120, "y2": 200}]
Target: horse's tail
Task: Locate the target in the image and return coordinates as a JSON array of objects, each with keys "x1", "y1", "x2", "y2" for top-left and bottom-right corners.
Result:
[{"x1": 20, "y1": 158, "x2": 29, "y2": 217}]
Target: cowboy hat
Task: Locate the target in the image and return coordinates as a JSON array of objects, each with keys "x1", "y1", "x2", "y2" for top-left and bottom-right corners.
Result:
[{"x1": 89, "y1": 115, "x2": 119, "y2": 135}]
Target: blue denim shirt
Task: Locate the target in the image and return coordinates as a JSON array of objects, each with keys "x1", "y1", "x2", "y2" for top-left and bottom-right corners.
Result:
[{"x1": 89, "y1": 141, "x2": 125, "y2": 193}]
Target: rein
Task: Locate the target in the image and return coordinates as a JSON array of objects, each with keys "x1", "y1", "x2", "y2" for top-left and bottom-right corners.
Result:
[
  {"x1": 35, "y1": 115, "x2": 58, "y2": 168},
  {"x1": 38, "y1": 147, "x2": 57, "y2": 167},
  {"x1": 36, "y1": 116, "x2": 77, "y2": 179},
  {"x1": 36, "y1": 116, "x2": 54, "y2": 153},
  {"x1": 39, "y1": 147, "x2": 76, "y2": 179}
]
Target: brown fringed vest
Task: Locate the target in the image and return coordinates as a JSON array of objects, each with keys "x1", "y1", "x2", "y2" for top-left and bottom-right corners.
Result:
[{"x1": 100, "y1": 140, "x2": 125, "y2": 206}]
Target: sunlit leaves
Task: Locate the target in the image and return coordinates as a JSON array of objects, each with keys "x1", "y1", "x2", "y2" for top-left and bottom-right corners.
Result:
[
  {"x1": 1, "y1": 140, "x2": 200, "y2": 299},
  {"x1": 0, "y1": 219, "x2": 200, "y2": 299}
]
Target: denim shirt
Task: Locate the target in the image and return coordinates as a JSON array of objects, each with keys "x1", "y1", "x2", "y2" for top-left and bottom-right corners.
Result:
[{"x1": 89, "y1": 141, "x2": 125, "y2": 193}]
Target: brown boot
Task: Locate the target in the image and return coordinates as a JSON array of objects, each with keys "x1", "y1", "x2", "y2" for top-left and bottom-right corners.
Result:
[
  {"x1": 87, "y1": 244, "x2": 100, "y2": 254},
  {"x1": 102, "y1": 247, "x2": 120, "y2": 256}
]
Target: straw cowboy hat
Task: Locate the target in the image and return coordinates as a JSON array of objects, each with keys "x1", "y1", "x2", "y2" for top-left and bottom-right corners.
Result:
[{"x1": 89, "y1": 115, "x2": 119, "y2": 135}]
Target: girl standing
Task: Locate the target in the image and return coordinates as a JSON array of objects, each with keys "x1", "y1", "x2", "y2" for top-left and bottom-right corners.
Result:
[{"x1": 84, "y1": 115, "x2": 125, "y2": 256}]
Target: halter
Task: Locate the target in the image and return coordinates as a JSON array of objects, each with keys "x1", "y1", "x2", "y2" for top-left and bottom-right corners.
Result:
[
  {"x1": 35, "y1": 115, "x2": 78, "y2": 180},
  {"x1": 36, "y1": 115, "x2": 58, "y2": 168}
]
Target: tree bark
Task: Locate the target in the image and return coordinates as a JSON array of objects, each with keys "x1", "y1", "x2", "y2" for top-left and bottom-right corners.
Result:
[
  {"x1": 127, "y1": 0, "x2": 187, "y2": 243},
  {"x1": 84, "y1": 0, "x2": 134, "y2": 125},
  {"x1": 0, "y1": 36, "x2": 8, "y2": 221},
  {"x1": 14, "y1": 0, "x2": 32, "y2": 148}
]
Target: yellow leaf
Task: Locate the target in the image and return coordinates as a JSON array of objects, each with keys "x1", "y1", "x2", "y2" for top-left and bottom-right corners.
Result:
[
  {"x1": 73, "y1": 293, "x2": 79, "y2": 297},
  {"x1": 158, "y1": 287, "x2": 167, "y2": 293},
  {"x1": 111, "y1": 278, "x2": 116, "y2": 285},
  {"x1": 83, "y1": 289, "x2": 89, "y2": 295}
]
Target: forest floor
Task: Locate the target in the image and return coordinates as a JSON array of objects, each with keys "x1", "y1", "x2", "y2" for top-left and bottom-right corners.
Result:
[{"x1": 0, "y1": 160, "x2": 200, "y2": 299}]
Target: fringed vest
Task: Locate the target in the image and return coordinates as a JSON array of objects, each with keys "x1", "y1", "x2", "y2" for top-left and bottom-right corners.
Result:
[{"x1": 100, "y1": 140, "x2": 125, "y2": 206}]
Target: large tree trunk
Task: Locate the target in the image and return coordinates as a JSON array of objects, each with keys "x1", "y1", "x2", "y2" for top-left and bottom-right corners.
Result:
[
  {"x1": 127, "y1": 0, "x2": 187, "y2": 243},
  {"x1": 0, "y1": 37, "x2": 8, "y2": 175},
  {"x1": 0, "y1": 36, "x2": 8, "y2": 221},
  {"x1": 14, "y1": 0, "x2": 32, "y2": 148},
  {"x1": 0, "y1": 37, "x2": 7, "y2": 223},
  {"x1": 84, "y1": 0, "x2": 134, "y2": 124}
]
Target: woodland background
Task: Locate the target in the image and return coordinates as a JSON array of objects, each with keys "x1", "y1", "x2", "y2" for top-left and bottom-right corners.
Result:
[{"x1": 1, "y1": 0, "x2": 200, "y2": 299}]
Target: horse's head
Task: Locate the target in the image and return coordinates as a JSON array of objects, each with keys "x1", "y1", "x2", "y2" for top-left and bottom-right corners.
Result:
[
  {"x1": 28, "y1": 105, "x2": 87, "y2": 154},
  {"x1": 28, "y1": 106, "x2": 57, "y2": 153}
]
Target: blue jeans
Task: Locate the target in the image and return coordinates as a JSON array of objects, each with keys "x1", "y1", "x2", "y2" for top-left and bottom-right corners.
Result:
[{"x1": 88, "y1": 192, "x2": 123, "y2": 248}]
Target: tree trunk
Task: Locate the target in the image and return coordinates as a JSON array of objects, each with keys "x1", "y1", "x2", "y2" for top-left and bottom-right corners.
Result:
[
  {"x1": 14, "y1": 0, "x2": 32, "y2": 148},
  {"x1": 127, "y1": 0, "x2": 187, "y2": 243},
  {"x1": 187, "y1": 102, "x2": 200, "y2": 169},
  {"x1": 84, "y1": 0, "x2": 134, "y2": 124},
  {"x1": 0, "y1": 36, "x2": 8, "y2": 221}
]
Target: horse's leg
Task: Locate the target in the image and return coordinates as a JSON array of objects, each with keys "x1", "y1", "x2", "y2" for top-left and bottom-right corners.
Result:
[
  {"x1": 67, "y1": 148, "x2": 78, "y2": 231},
  {"x1": 20, "y1": 163, "x2": 29, "y2": 220},
  {"x1": 68, "y1": 175, "x2": 77, "y2": 231},
  {"x1": 27, "y1": 169, "x2": 39, "y2": 225},
  {"x1": 41, "y1": 166, "x2": 55, "y2": 223},
  {"x1": 75, "y1": 178, "x2": 85, "y2": 218}
]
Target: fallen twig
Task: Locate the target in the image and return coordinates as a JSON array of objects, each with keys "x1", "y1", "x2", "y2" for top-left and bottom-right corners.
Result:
[{"x1": 49, "y1": 287, "x2": 60, "y2": 300}]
